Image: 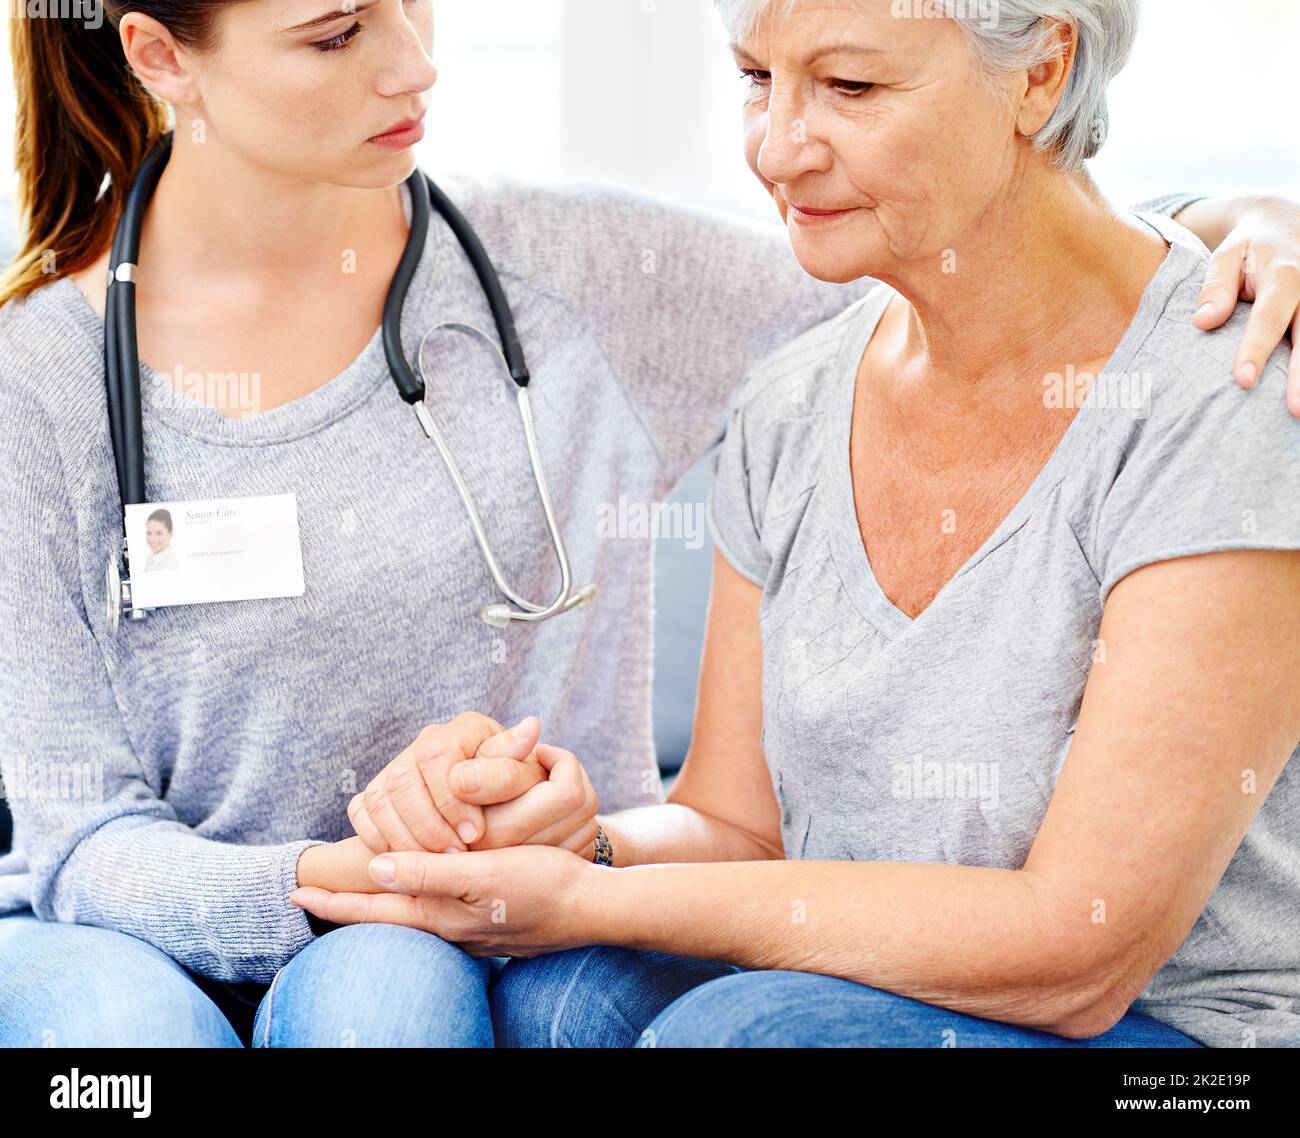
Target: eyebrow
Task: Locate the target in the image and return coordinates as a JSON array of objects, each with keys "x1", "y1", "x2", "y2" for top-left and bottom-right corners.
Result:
[
  {"x1": 730, "y1": 42, "x2": 883, "y2": 67},
  {"x1": 280, "y1": 1, "x2": 380, "y2": 35}
]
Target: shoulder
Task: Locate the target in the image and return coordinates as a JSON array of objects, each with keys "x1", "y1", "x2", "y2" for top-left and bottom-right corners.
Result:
[
  {"x1": 0, "y1": 278, "x2": 106, "y2": 490},
  {"x1": 427, "y1": 171, "x2": 791, "y2": 283},
  {"x1": 434, "y1": 170, "x2": 777, "y2": 240},
  {"x1": 1088, "y1": 229, "x2": 1299, "y2": 597},
  {"x1": 0, "y1": 277, "x2": 99, "y2": 408},
  {"x1": 726, "y1": 290, "x2": 879, "y2": 443},
  {"x1": 712, "y1": 290, "x2": 878, "y2": 515},
  {"x1": 1114, "y1": 232, "x2": 1295, "y2": 448}
]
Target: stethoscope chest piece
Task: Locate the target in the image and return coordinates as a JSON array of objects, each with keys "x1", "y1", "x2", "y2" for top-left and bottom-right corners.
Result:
[
  {"x1": 105, "y1": 552, "x2": 122, "y2": 633},
  {"x1": 105, "y1": 541, "x2": 149, "y2": 632}
]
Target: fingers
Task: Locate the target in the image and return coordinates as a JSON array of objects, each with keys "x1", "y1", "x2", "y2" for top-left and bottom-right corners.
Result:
[
  {"x1": 379, "y1": 760, "x2": 469, "y2": 852},
  {"x1": 350, "y1": 712, "x2": 506, "y2": 855},
  {"x1": 1194, "y1": 242, "x2": 1245, "y2": 331},
  {"x1": 522, "y1": 744, "x2": 601, "y2": 847},
  {"x1": 416, "y1": 740, "x2": 487, "y2": 847},
  {"x1": 471, "y1": 743, "x2": 599, "y2": 850},
  {"x1": 1233, "y1": 279, "x2": 1299, "y2": 390},
  {"x1": 474, "y1": 715, "x2": 541, "y2": 762},
  {"x1": 1196, "y1": 237, "x2": 1300, "y2": 404},
  {"x1": 289, "y1": 886, "x2": 436, "y2": 930},
  {"x1": 363, "y1": 848, "x2": 480, "y2": 897},
  {"x1": 1288, "y1": 310, "x2": 1300, "y2": 420},
  {"x1": 449, "y1": 716, "x2": 546, "y2": 805},
  {"x1": 347, "y1": 794, "x2": 391, "y2": 854},
  {"x1": 556, "y1": 818, "x2": 602, "y2": 857},
  {"x1": 388, "y1": 713, "x2": 508, "y2": 848}
]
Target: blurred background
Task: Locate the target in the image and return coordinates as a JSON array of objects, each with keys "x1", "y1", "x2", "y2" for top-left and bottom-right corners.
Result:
[{"x1": 0, "y1": 0, "x2": 1296, "y2": 800}]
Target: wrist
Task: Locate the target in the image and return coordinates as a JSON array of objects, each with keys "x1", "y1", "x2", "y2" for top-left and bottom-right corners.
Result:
[
  {"x1": 295, "y1": 842, "x2": 325, "y2": 888},
  {"x1": 572, "y1": 853, "x2": 623, "y2": 945}
]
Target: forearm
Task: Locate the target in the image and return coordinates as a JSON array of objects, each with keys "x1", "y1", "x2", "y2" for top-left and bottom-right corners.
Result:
[
  {"x1": 598, "y1": 802, "x2": 778, "y2": 867},
  {"x1": 33, "y1": 817, "x2": 327, "y2": 984},
  {"x1": 580, "y1": 858, "x2": 1111, "y2": 1036}
]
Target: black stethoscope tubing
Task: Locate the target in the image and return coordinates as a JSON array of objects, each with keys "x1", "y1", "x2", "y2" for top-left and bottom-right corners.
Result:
[
  {"x1": 102, "y1": 130, "x2": 596, "y2": 630},
  {"x1": 104, "y1": 130, "x2": 529, "y2": 513}
]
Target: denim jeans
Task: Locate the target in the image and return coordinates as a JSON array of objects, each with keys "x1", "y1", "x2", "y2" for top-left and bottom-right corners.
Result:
[
  {"x1": 491, "y1": 946, "x2": 1204, "y2": 1047},
  {"x1": 0, "y1": 911, "x2": 1203, "y2": 1047},
  {"x1": 0, "y1": 909, "x2": 503, "y2": 1048}
]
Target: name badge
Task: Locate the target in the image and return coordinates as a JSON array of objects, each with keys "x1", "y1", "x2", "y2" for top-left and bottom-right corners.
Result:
[{"x1": 124, "y1": 494, "x2": 306, "y2": 610}]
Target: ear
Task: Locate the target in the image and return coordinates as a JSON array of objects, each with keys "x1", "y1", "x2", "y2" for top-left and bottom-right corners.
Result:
[
  {"x1": 1016, "y1": 19, "x2": 1077, "y2": 139},
  {"x1": 119, "y1": 12, "x2": 201, "y2": 107}
]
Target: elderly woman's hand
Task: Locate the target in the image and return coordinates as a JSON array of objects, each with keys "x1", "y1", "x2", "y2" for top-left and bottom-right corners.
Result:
[
  {"x1": 1188, "y1": 195, "x2": 1300, "y2": 415},
  {"x1": 291, "y1": 844, "x2": 602, "y2": 958},
  {"x1": 348, "y1": 712, "x2": 547, "y2": 855}
]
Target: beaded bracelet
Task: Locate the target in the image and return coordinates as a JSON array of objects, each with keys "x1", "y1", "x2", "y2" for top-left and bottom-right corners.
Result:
[{"x1": 592, "y1": 825, "x2": 614, "y2": 867}]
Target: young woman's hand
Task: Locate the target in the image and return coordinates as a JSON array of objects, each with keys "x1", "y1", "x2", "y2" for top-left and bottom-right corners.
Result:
[
  {"x1": 1187, "y1": 195, "x2": 1300, "y2": 415},
  {"x1": 348, "y1": 713, "x2": 546, "y2": 855},
  {"x1": 296, "y1": 836, "x2": 394, "y2": 893}
]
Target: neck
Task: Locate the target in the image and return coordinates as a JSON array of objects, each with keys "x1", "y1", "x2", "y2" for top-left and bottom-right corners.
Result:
[
  {"x1": 138, "y1": 131, "x2": 406, "y2": 284},
  {"x1": 872, "y1": 167, "x2": 1169, "y2": 399}
]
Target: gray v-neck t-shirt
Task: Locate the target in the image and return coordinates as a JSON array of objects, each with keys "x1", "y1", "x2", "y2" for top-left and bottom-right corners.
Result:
[{"x1": 707, "y1": 211, "x2": 1300, "y2": 1047}]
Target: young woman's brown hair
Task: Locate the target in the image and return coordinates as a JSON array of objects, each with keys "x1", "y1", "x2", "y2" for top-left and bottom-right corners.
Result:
[{"x1": 0, "y1": 2, "x2": 238, "y2": 308}]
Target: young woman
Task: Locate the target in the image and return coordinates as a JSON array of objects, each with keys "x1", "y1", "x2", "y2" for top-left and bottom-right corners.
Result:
[
  {"x1": 143, "y1": 509, "x2": 181, "y2": 571},
  {"x1": 1, "y1": 0, "x2": 1297, "y2": 1048},
  {"x1": 290, "y1": 0, "x2": 1300, "y2": 1050}
]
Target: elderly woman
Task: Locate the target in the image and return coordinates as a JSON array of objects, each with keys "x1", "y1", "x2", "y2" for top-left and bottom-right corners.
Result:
[
  {"x1": 7, "y1": 0, "x2": 1299, "y2": 1054},
  {"x1": 293, "y1": 0, "x2": 1300, "y2": 1049}
]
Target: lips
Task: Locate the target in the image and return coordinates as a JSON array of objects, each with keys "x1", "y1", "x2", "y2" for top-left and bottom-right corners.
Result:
[
  {"x1": 370, "y1": 111, "x2": 426, "y2": 141},
  {"x1": 786, "y1": 199, "x2": 856, "y2": 227}
]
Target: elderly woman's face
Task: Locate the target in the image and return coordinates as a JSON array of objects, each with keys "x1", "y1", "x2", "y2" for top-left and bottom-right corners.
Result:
[{"x1": 734, "y1": 0, "x2": 1023, "y2": 283}]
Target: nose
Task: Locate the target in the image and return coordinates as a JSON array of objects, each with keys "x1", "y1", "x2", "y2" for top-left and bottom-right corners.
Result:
[
  {"x1": 375, "y1": 5, "x2": 439, "y2": 99},
  {"x1": 755, "y1": 83, "x2": 828, "y2": 188}
]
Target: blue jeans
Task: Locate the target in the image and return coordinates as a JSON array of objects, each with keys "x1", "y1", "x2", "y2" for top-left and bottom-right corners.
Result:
[
  {"x1": 492, "y1": 947, "x2": 1205, "y2": 1047},
  {"x1": 0, "y1": 911, "x2": 1202, "y2": 1047},
  {"x1": 0, "y1": 910, "x2": 504, "y2": 1047}
]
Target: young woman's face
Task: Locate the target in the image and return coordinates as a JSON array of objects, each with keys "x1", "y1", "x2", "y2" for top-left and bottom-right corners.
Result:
[
  {"x1": 153, "y1": 0, "x2": 439, "y2": 188},
  {"x1": 146, "y1": 521, "x2": 172, "y2": 553},
  {"x1": 732, "y1": 0, "x2": 1026, "y2": 283}
]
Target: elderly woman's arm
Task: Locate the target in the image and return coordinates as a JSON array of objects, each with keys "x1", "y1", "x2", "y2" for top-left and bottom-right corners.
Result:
[
  {"x1": 579, "y1": 551, "x2": 785, "y2": 867},
  {"x1": 578, "y1": 548, "x2": 1300, "y2": 1037},
  {"x1": 292, "y1": 546, "x2": 1300, "y2": 1037}
]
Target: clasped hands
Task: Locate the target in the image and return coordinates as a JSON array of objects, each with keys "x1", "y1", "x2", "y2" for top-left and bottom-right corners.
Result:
[{"x1": 290, "y1": 713, "x2": 607, "y2": 956}]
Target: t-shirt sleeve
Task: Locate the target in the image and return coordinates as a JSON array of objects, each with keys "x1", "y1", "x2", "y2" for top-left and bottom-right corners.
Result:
[
  {"x1": 1128, "y1": 193, "x2": 1208, "y2": 223},
  {"x1": 1095, "y1": 348, "x2": 1300, "y2": 604},
  {"x1": 706, "y1": 390, "x2": 772, "y2": 588}
]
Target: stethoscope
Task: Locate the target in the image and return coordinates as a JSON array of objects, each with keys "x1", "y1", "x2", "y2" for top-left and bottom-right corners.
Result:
[{"x1": 103, "y1": 131, "x2": 596, "y2": 632}]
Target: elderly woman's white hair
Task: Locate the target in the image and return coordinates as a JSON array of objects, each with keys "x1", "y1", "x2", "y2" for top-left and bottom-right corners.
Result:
[{"x1": 714, "y1": 0, "x2": 1141, "y2": 171}]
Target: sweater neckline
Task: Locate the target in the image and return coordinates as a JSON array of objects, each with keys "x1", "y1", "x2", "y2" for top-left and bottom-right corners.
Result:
[{"x1": 47, "y1": 178, "x2": 444, "y2": 447}]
